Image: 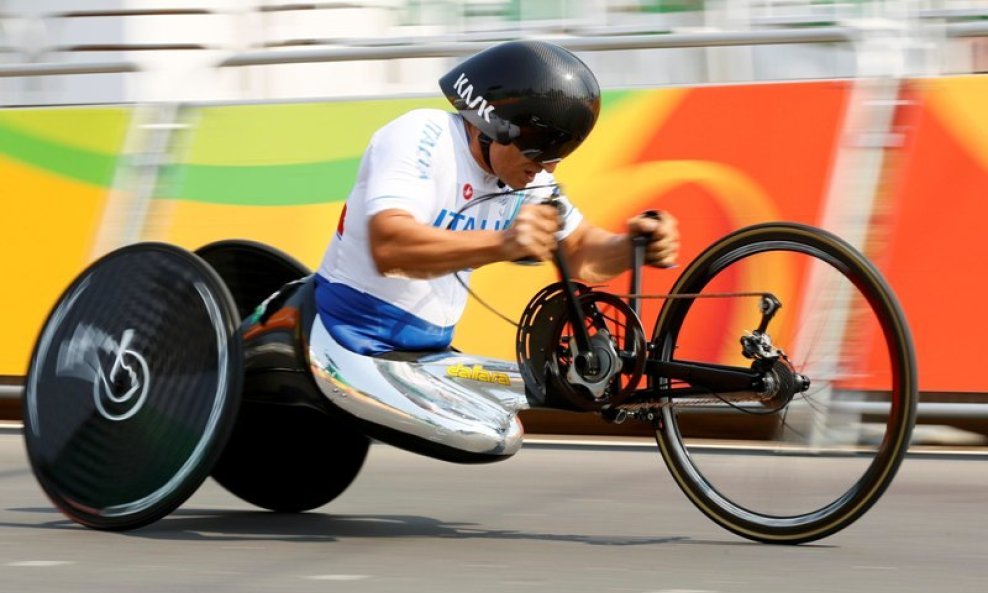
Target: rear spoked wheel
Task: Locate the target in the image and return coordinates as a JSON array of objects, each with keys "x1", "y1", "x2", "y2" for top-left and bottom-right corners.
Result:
[{"x1": 650, "y1": 223, "x2": 917, "y2": 544}]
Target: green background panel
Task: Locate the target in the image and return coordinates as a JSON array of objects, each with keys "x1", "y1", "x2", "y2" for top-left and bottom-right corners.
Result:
[{"x1": 0, "y1": 108, "x2": 130, "y2": 187}]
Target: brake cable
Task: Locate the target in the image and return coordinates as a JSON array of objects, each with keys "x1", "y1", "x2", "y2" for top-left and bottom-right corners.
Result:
[
  {"x1": 448, "y1": 186, "x2": 776, "y2": 328},
  {"x1": 448, "y1": 184, "x2": 561, "y2": 329}
]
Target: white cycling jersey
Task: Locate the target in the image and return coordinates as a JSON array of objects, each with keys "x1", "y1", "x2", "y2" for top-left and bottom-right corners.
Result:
[{"x1": 316, "y1": 109, "x2": 583, "y2": 350}]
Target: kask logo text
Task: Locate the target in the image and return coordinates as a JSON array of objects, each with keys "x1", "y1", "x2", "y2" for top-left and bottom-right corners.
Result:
[{"x1": 452, "y1": 73, "x2": 494, "y2": 123}]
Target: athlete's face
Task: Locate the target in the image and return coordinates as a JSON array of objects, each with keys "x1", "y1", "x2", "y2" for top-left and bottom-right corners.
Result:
[
  {"x1": 491, "y1": 142, "x2": 557, "y2": 189},
  {"x1": 466, "y1": 122, "x2": 558, "y2": 189},
  {"x1": 489, "y1": 141, "x2": 558, "y2": 189}
]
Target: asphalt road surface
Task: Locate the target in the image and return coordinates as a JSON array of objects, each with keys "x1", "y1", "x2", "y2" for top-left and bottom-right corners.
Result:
[{"x1": 1, "y1": 426, "x2": 986, "y2": 593}]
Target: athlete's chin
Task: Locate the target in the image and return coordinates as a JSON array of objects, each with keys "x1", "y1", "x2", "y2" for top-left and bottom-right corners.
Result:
[{"x1": 509, "y1": 173, "x2": 535, "y2": 188}]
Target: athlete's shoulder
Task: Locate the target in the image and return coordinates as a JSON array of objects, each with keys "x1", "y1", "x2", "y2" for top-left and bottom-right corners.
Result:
[
  {"x1": 377, "y1": 109, "x2": 456, "y2": 138},
  {"x1": 528, "y1": 170, "x2": 582, "y2": 224},
  {"x1": 531, "y1": 170, "x2": 556, "y2": 187},
  {"x1": 525, "y1": 171, "x2": 560, "y2": 198}
]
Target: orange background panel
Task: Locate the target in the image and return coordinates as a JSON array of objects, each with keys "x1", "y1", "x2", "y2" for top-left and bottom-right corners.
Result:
[
  {"x1": 0, "y1": 157, "x2": 109, "y2": 375},
  {"x1": 635, "y1": 81, "x2": 848, "y2": 226},
  {"x1": 501, "y1": 82, "x2": 850, "y2": 367},
  {"x1": 864, "y1": 78, "x2": 988, "y2": 393},
  {"x1": 459, "y1": 84, "x2": 850, "y2": 361}
]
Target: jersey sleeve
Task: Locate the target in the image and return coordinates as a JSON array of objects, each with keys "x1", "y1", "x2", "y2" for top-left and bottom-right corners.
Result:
[
  {"x1": 526, "y1": 171, "x2": 585, "y2": 240},
  {"x1": 555, "y1": 194, "x2": 584, "y2": 240},
  {"x1": 363, "y1": 111, "x2": 449, "y2": 223}
]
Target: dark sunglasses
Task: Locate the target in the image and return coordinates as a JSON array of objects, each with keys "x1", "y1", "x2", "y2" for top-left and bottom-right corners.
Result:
[{"x1": 510, "y1": 123, "x2": 582, "y2": 164}]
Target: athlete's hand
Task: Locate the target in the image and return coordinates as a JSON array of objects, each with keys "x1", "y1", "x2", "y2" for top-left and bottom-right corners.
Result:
[
  {"x1": 501, "y1": 203, "x2": 561, "y2": 262},
  {"x1": 628, "y1": 211, "x2": 679, "y2": 268}
]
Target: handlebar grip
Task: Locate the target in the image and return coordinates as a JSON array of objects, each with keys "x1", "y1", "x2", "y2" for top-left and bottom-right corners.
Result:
[
  {"x1": 632, "y1": 210, "x2": 661, "y2": 247},
  {"x1": 629, "y1": 211, "x2": 662, "y2": 316},
  {"x1": 511, "y1": 199, "x2": 564, "y2": 265}
]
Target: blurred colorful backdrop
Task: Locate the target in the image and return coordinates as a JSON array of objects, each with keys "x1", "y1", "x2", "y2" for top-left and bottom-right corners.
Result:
[{"x1": 2, "y1": 77, "x2": 986, "y2": 395}]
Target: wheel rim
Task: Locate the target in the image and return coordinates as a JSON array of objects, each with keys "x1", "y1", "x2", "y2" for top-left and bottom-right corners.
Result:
[{"x1": 651, "y1": 225, "x2": 915, "y2": 540}]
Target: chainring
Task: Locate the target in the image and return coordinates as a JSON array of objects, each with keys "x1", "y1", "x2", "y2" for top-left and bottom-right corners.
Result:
[{"x1": 516, "y1": 282, "x2": 646, "y2": 411}]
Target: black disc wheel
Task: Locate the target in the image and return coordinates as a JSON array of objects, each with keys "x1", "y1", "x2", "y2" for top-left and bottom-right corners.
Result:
[
  {"x1": 650, "y1": 223, "x2": 917, "y2": 544},
  {"x1": 23, "y1": 243, "x2": 243, "y2": 530}
]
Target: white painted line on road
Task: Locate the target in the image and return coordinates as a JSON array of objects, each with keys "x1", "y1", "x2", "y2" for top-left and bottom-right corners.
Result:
[
  {"x1": 462, "y1": 562, "x2": 511, "y2": 569},
  {"x1": 221, "y1": 545, "x2": 266, "y2": 550},
  {"x1": 7, "y1": 561, "x2": 75, "y2": 567},
  {"x1": 0, "y1": 385, "x2": 22, "y2": 398},
  {"x1": 305, "y1": 574, "x2": 370, "y2": 581},
  {"x1": 524, "y1": 436, "x2": 656, "y2": 448},
  {"x1": 524, "y1": 435, "x2": 988, "y2": 457}
]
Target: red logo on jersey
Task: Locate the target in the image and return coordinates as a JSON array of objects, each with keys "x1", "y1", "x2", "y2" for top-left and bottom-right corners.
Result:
[
  {"x1": 463, "y1": 183, "x2": 474, "y2": 200},
  {"x1": 336, "y1": 204, "x2": 348, "y2": 237}
]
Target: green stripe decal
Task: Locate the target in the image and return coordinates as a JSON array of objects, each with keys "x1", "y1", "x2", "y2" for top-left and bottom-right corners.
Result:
[
  {"x1": 0, "y1": 120, "x2": 118, "y2": 186},
  {"x1": 182, "y1": 99, "x2": 447, "y2": 165},
  {"x1": 157, "y1": 158, "x2": 361, "y2": 205}
]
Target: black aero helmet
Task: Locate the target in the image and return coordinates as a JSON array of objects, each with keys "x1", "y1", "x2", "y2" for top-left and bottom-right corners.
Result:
[{"x1": 439, "y1": 40, "x2": 601, "y2": 163}]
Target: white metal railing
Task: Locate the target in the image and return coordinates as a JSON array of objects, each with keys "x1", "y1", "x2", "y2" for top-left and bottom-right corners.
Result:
[
  {"x1": 0, "y1": 2, "x2": 987, "y2": 104},
  {"x1": 0, "y1": 60, "x2": 139, "y2": 76},
  {"x1": 218, "y1": 26, "x2": 858, "y2": 67},
  {"x1": 0, "y1": 19, "x2": 985, "y2": 82}
]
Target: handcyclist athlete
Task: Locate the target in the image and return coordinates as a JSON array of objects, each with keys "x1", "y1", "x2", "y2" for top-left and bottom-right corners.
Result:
[{"x1": 316, "y1": 40, "x2": 679, "y2": 355}]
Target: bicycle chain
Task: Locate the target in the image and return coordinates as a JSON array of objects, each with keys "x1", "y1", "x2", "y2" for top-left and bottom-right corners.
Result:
[
  {"x1": 617, "y1": 393, "x2": 770, "y2": 412},
  {"x1": 606, "y1": 291, "x2": 771, "y2": 300}
]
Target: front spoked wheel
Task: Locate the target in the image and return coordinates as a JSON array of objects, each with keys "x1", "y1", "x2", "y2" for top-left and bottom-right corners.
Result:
[{"x1": 650, "y1": 223, "x2": 917, "y2": 544}]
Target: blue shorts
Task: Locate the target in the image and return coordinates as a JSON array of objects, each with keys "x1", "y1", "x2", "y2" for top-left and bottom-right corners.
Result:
[{"x1": 314, "y1": 275, "x2": 454, "y2": 356}]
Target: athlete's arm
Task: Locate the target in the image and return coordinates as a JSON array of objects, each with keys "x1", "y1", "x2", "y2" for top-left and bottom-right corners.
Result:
[
  {"x1": 562, "y1": 212, "x2": 680, "y2": 283},
  {"x1": 369, "y1": 204, "x2": 561, "y2": 279}
]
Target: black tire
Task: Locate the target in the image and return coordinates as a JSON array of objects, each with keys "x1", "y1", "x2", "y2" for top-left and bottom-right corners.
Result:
[
  {"x1": 195, "y1": 239, "x2": 309, "y2": 320},
  {"x1": 210, "y1": 401, "x2": 370, "y2": 512},
  {"x1": 195, "y1": 240, "x2": 370, "y2": 512},
  {"x1": 23, "y1": 243, "x2": 243, "y2": 530},
  {"x1": 651, "y1": 223, "x2": 917, "y2": 544}
]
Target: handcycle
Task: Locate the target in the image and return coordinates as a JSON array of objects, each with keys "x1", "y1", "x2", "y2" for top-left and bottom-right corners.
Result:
[{"x1": 22, "y1": 190, "x2": 917, "y2": 545}]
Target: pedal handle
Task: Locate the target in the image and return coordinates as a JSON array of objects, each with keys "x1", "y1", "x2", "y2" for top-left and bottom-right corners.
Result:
[
  {"x1": 513, "y1": 199, "x2": 565, "y2": 265},
  {"x1": 632, "y1": 210, "x2": 661, "y2": 247}
]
